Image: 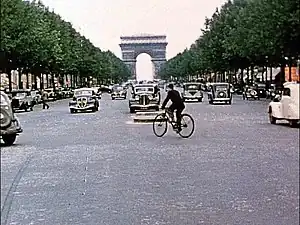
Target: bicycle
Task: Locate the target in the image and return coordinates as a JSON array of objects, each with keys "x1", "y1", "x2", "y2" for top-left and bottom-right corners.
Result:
[{"x1": 152, "y1": 109, "x2": 195, "y2": 138}]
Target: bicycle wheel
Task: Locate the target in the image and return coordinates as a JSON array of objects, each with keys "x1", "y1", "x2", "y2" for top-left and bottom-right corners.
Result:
[
  {"x1": 178, "y1": 114, "x2": 195, "y2": 138},
  {"x1": 153, "y1": 113, "x2": 168, "y2": 137}
]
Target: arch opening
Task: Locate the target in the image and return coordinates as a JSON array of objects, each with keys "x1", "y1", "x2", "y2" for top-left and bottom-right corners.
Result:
[{"x1": 136, "y1": 53, "x2": 153, "y2": 81}]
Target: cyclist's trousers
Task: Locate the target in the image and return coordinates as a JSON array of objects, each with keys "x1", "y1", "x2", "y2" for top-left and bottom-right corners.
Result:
[{"x1": 168, "y1": 104, "x2": 185, "y2": 127}]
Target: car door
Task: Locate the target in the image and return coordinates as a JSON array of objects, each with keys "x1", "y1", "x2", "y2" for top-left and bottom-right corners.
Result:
[{"x1": 280, "y1": 88, "x2": 291, "y2": 118}]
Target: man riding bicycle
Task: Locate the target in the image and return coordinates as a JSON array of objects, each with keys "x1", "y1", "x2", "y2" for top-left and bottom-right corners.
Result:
[{"x1": 161, "y1": 83, "x2": 185, "y2": 132}]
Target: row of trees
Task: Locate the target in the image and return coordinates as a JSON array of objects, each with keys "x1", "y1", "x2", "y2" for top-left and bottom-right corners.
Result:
[
  {"x1": 159, "y1": 0, "x2": 300, "y2": 84},
  {"x1": 1, "y1": 0, "x2": 130, "y2": 90}
]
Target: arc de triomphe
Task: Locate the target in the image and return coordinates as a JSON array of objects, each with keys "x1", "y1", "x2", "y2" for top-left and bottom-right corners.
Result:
[{"x1": 119, "y1": 34, "x2": 167, "y2": 79}]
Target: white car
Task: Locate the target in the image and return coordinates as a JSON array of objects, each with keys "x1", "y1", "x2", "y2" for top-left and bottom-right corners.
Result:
[{"x1": 268, "y1": 82, "x2": 300, "y2": 127}]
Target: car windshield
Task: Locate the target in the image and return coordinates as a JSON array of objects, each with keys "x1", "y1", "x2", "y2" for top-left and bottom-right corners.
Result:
[
  {"x1": 214, "y1": 85, "x2": 228, "y2": 91},
  {"x1": 74, "y1": 90, "x2": 92, "y2": 96},
  {"x1": 185, "y1": 84, "x2": 200, "y2": 90},
  {"x1": 135, "y1": 87, "x2": 154, "y2": 93}
]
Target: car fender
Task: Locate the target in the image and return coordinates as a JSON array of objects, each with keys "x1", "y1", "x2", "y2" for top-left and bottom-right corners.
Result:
[{"x1": 269, "y1": 102, "x2": 283, "y2": 118}]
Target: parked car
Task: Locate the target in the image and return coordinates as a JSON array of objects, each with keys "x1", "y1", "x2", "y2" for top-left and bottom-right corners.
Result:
[
  {"x1": 0, "y1": 91, "x2": 23, "y2": 145},
  {"x1": 182, "y1": 82, "x2": 203, "y2": 102},
  {"x1": 69, "y1": 88, "x2": 99, "y2": 113},
  {"x1": 268, "y1": 82, "x2": 299, "y2": 127},
  {"x1": 243, "y1": 85, "x2": 260, "y2": 100},
  {"x1": 10, "y1": 90, "x2": 33, "y2": 112},
  {"x1": 207, "y1": 83, "x2": 232, "y2": 104},
  {"x1": 44, "y1": 88, "x2": 56, "y2": 101},
  {"x1": 30, "y1": 90, "x2": 42, "y2": 104},
  {"x1": 129, "y1": 84, "x2": 160, "y2": 113},
  {"x1": 111, "y1": 85, "x2": 127, "y2": 100}
]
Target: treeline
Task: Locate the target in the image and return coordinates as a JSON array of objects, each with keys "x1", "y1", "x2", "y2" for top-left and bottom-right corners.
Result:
[
  {"x1": 159, "y1": 0, "x2": 300, "y2": 84},
  {"x1": 0, "y1": 0, "x2": 130, "y2": 90}
]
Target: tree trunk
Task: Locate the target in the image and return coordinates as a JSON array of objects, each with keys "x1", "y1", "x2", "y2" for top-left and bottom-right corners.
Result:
[
  {"x1": 246, "y1": 67, "x2": 249, "y2": 84},
  {"x1": 26, "y1": 73, "x2": 29, "y2": 89},
  {"x1": 18, "y1": 68, "x2": 22, "y2": 89}
]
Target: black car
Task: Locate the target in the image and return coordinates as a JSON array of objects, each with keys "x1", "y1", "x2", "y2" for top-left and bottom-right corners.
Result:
[
  {"x1": 111, "y1": 85, "x2": 127, "y2": 100},
  {"x1": 243, "y1": 86, "x2": 260, "y2": 100},
  {"x1": 207, "y1": 83, "x2": 232, "y2": 104},
  {"x1": 256, "y1": 83, "x2": 267, "y2": 98}
]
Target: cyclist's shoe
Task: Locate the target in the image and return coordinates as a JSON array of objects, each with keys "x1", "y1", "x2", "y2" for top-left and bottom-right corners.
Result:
[{"x1": 176, "y1": 127, "x2": 182, "y2": 133}]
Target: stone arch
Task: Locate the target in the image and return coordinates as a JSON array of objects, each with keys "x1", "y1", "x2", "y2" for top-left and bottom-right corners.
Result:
[{"x1": 119, "y1": 34, "x2": 167, "y2": 79}]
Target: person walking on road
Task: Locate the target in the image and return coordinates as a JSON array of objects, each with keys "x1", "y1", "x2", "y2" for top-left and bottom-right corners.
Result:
[{"x1": 41, "y1": 90, "x2": 49, "y2": 109}]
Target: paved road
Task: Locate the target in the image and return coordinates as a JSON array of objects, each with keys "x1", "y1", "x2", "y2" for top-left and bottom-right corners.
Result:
[{"x1": 1, "y1": 91, "x2": 299, "y2": 225}]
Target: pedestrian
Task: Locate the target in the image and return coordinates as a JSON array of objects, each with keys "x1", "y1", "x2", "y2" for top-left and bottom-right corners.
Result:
[{"x1": 41, "y1": 91, "x2": 49, "y2": 109}]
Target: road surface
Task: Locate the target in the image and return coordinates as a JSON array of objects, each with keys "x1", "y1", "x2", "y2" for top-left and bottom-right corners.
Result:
[{"x1": 1, "y1": 92, "x2": 299, "y2": 225}]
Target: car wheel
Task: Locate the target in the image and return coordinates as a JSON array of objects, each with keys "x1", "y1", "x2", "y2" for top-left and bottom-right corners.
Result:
[
  {"x1": 130, "y1": 108, "x2": 135, "y2": 113},
  {"x1": 198, "y1": 98, "x2": 203, "y2": 102},
  {"x1": 112, "y1": 97, "x2": 115, "y2": 100},
  {"x1": 2, "y1": 134, "x2": 17, "y2": 146},
  {"x1": 268, "y1": 113, "x2": 276, "y2": 124},
  {"x1": 228, "y1": 100, "x2": 232, "y2": 105},
  {"x1": 70, "y1": 109, "x2": 75, "y2": 114}
]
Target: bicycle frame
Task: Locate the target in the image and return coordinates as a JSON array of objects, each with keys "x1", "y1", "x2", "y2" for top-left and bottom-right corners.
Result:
[{"x1": 162, "y1": 109, "x2": 178, "y2": 129}]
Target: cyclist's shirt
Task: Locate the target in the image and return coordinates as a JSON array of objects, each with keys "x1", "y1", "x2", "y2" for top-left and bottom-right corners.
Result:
[{"x1": 162, "y1": 90, "x2": 184, "y2": 108}]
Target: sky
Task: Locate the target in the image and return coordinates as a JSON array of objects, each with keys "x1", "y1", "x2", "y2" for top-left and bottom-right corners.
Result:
[{"x1": 42, "y1": 0, "x2": 227, "y2": 80}]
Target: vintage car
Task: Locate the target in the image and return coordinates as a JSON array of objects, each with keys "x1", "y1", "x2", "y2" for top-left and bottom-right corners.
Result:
[
  {"x1": 242, "y1": 85, "x2": 260, "y2": 100},
  {"x1": 207, "y1": 83, "x2": 232, "y2": 104},
  {"x1": 10, "y1": 90, "x2": 34, "y2": 112},
  {"x1": 129, "y1": 84, "x2": 160, "y2": 113},
  {"x1": 30, "y1": 90, "x2": 42, "y2": 104},
  {"x1": 256, "y1": 83, "x2": 267, "y2": 98},
  {"x1": 69, "y1": 88, "x2": 99, "y2": 113},
  {"x1": 44, "y1": 88, "x2": 56, "y2": 101},
  {"x1": 111, "y1": 85, "x2": 127, "y2": 100},
  {"x1": 0, "y1": 91, "x2": 23, "y2": 145},
  {"x1": 266, "y1": 84, "x2": 281, "y2": 100},
  {"x1": 182, "y1": 82, "x2": 203, "y2": 102},
  {"x1": 99, "y1": 85, "x2": 112, "y2": 93},
  {"x1": 268, "y1": 82, "x2": 300, "y2": 127}
]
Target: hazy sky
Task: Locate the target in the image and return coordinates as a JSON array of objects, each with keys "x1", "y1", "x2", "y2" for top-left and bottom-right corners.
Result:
[{"x1": 42, "y1": 0, "x2": 227, "y2": 79}]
